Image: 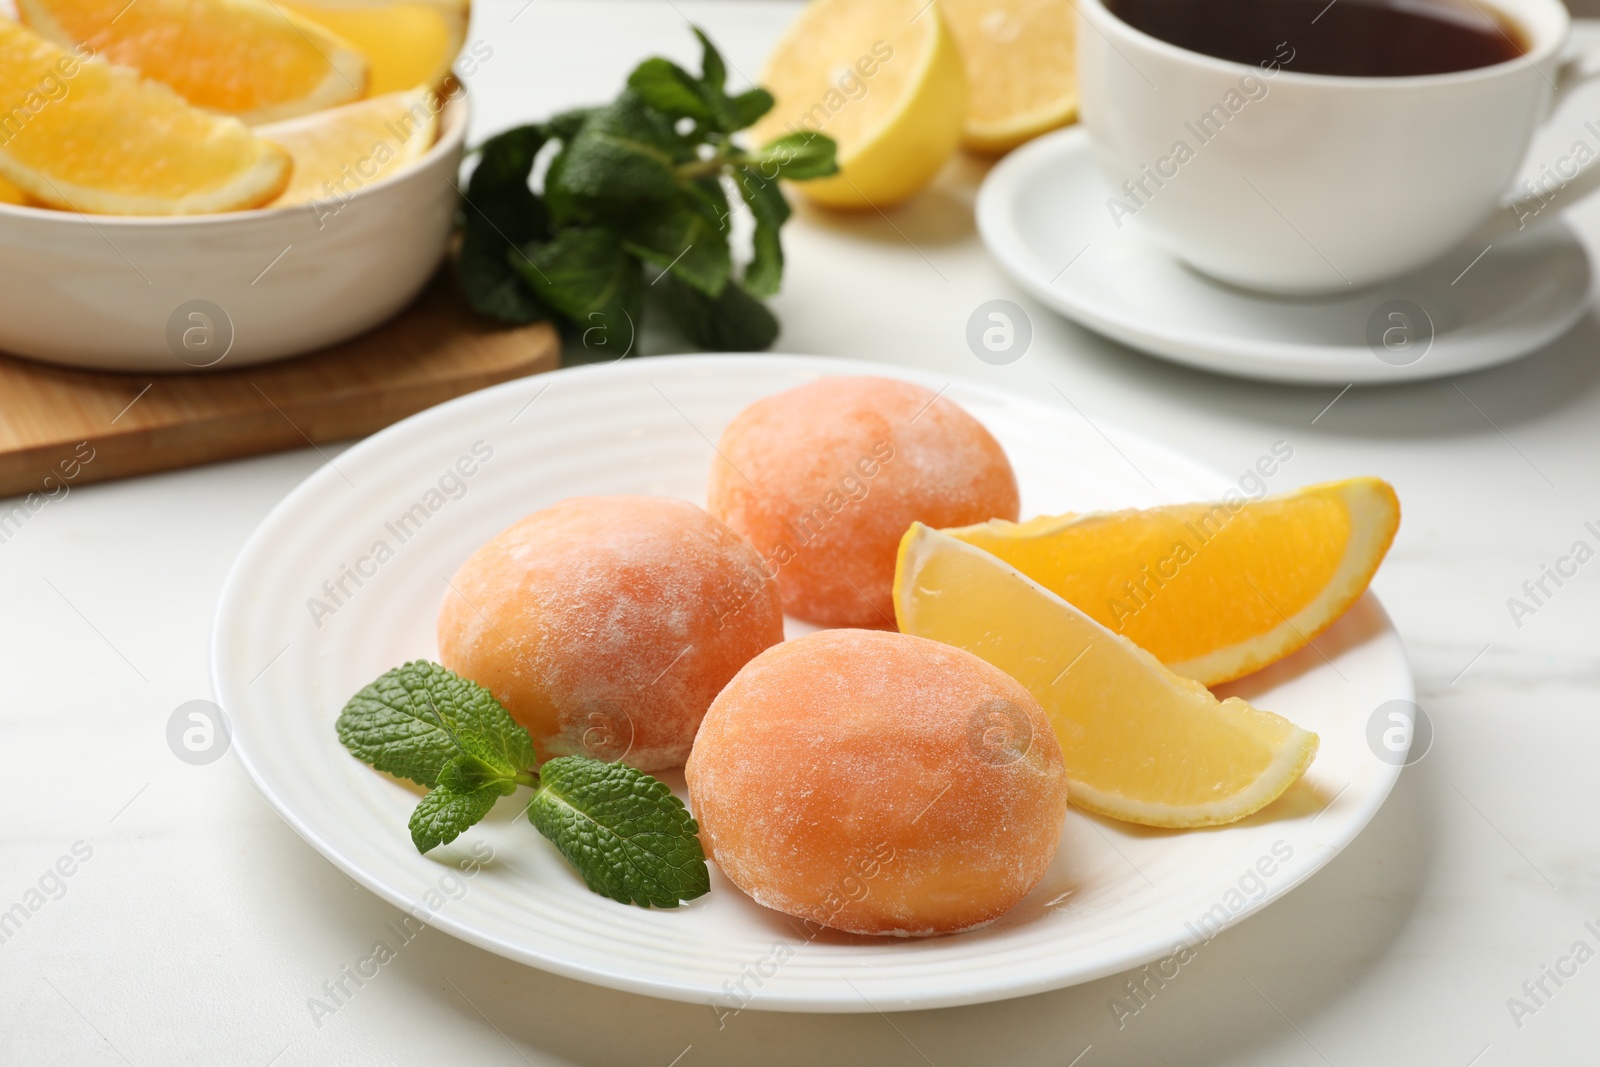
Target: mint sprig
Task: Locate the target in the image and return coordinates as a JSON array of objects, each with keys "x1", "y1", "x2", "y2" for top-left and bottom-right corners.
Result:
[
  {"x1": 529, "y1": 757, "x2": 711, "y2": 908},
  {"x1": 336, "y1": 662, "x2": 709, "y2": 908},
  {"x1": 457, "y1": 25, "x2": 836, "y2": 358},
  {"x1": 335, "y1": 660, "x2": 533, "y2": 790}
]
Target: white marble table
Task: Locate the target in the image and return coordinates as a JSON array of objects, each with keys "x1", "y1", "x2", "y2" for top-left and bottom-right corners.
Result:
[{"x1": 4, "y1": 3, "x2": 1600, "y2": 1064}]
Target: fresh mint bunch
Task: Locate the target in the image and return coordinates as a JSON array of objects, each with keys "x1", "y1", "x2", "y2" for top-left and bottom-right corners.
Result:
[
  {"x1": 457, "y1": 27, "x2": 837, "y2": 358},
  {"x1": 337, "y1": 661, "x2": 709, "y2": 908}
]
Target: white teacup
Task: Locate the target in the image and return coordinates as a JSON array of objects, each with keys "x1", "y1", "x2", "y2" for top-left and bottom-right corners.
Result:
[{"x1": 1077, "y1": 0, "x2": 1600, "y2": 294}]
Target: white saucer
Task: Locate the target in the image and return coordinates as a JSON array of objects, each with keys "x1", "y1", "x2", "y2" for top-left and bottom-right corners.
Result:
[{"x1": 977, "y1": 127, "x2": 1594, "y2": 384}]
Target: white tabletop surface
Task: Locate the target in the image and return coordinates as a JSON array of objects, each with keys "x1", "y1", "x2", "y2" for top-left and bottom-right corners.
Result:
[{"x1": 5, "y1": 3, "x2": 1600, "y2": 1064}]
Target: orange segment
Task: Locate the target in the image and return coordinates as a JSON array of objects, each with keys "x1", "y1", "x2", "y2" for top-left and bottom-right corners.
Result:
[
  {"x1": 0, "y1": 19, "x2": 290, "y2": 214},
  {"x1": 257, "y1": 87, "x2": 439, "y2": 206},
  {"x1": 18, "y1": 0, "x2": 369, "y2": 123},
  {"x1": 278, "y1": 0, "x2": 467, "y2": 95},
  {"x1": 944, "y1": 478, "x2": 1400, "y2": 686},
  {"x1": 942, "y1": 0, "x2": 1079, "y2": 153},
  {"x1": 894, "y1": 524, "x2": 1318, "y2": 827}
]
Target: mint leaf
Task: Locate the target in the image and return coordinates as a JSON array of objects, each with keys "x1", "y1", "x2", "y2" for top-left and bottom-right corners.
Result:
[
  {"x1": 662, "y1": 273, "x2": 778, "y2": 351},
  {"x1": 409, "y1": 780, "x2": 508, "y2": 853},
  {"x1": 694, "y1": 26, "x2": 727, "y2": 92},
  {"x1": 461, "y1": 223, "x2": 549, "y2": 323},
  {"x1": 734, "y1": 168, "x2": 789, "y2": 298},
  {"x1": 627, "y1": 58, "x2": 715, "y2": 124},
  {"x1": 516, "y1": 227, "x2": 643, "y2": 330},
  {"x1": 753, "y1": 131, "x2": 839, "y2": 181},
  {"x1": 438, "y1": 751, "x2": 517, "y2": 794},
  {"x1": 624, "y1": 193, "x2": 730, "y2": 296},
  {"x1": 459, "y1": 126, "x2": 550, "y2": 324},
  {"x1": 558, "y1": 92, "x2": 686, "y2": 203},
  {"x1": 336, "y1": 661, "x2": 534, "y2": 788},
  {"x1": 543, "y1": 106, "x2": 597, "y2": 143},
  {"x1": 528, "y1": 756, "x2": 709, "y2": 908},
  {"x1": 729, "y1": 87, "x2": 774, "y2": 131}
]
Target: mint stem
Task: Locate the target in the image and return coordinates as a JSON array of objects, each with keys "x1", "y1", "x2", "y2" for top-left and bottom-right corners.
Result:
[{"x1": 514, "y1": 771, "x2": 539, "y2": 788}]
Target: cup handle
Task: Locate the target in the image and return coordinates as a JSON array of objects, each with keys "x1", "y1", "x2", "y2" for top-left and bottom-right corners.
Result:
[{"x1": 1481, "y1": 48, "x2": 1600, "y2": 239}]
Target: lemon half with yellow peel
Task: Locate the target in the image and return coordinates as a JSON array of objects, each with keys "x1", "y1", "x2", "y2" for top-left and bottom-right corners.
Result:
[
  {"x1": 753, "y1": 0, "x2": 967, "y2": 209},
  {"x1": 894, "y1": 523, "x2": 1320, "y2": 828},
  {"x1": 941, "y1": 0, "x2": 1079, "y2": 153}
]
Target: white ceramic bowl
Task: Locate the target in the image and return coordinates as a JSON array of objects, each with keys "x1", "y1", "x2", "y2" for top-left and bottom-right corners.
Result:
[{"x1": 0, "y1": 93, "x2": 468, "y2": 373}]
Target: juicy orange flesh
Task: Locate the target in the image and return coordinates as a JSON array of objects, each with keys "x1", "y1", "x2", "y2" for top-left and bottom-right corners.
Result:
[
  {"x1": 281, "y1": 2, "x2": 457, "y2": 94},
  {"x1": 899, "y1": 536, "x2": 1296, "y2": 807},
  {"x1": 942, "y1": 0, "x2": 1076, "y2": 126},
  {"x1": 264, "y1": 89, "x2": 436, "y2": 204},
  {"x1": 33, "y1": 0, "x2": 343, "y2": 113},
  {"x1": 0, "y1": 24, "x2": 266, "y2": 196},
  {"x1": 753, "y1": 0, "x2": 929, "y2": 153},
  {"x1": 951, "y1": 494, "x2": 1352, "y2": 665}
]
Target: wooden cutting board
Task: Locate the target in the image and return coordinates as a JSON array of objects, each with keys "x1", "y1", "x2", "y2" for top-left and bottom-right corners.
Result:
[{"x1": 0, "y1": 273, "x2": 560, "y2": 499}]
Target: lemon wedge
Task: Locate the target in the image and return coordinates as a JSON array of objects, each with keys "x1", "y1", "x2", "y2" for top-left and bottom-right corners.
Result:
[{"x1": 894, "y1": 523, "x2": 1319, "y2": 827}]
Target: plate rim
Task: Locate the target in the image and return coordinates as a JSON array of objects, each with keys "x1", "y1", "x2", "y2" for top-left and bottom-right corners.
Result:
[
  {"x1": 211, "y1": 352, "x2": 1413, "y2": 1011},
  {"x1": 976, "y1": 126, "x2": 1591, "y2": 385}
]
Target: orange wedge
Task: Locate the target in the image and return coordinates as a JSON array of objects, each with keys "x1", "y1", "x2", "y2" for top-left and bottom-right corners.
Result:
[
  {"x1": 944, "y1": 478, "x2": 1400, "y2": 686},
  {"x1": 278, "y1": 0, "x2": 468, "y2": 95},
  {"x1": 18, "y1": 0, "x2": 369, "y2": 123},
  {"x1": 941, "y1": 0, "x2": 1079, "y2": 153},
  {"x1": 0, "y1": 19, "x2": 290, "y2": 214},
  {"x1": 894, "y1": 524, "x2": 1319, "y2": 827},
  {"x1": 258, "y1": 87, "x2": 439, "y2": 206}
]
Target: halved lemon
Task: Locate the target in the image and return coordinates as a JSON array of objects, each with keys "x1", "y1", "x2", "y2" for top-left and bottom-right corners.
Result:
[
  {"x1": 894, "y1": 524, "x2": 1319, "y2": 827},
  {"x1": 941, "y1": 0, "x2": 1078, "y2": 153},
  {"x1": 18, "y1": 0, "x2": 369, "y2": 124},
  {"x1": 0, "y1": 20, "x2": 291, "y2": 214},
  {"x1": 945, "y1": 478, "x2": 1400, "y2": 686},
  {"x1": 751, "y1": 0, "x2": 967, "y2": 209},
  {"x1": 257, "y1": 86, "x2": 439, "y2": 206},
  {"x1": 278, "y1": 0, "x2": 468, "y2": 95}
]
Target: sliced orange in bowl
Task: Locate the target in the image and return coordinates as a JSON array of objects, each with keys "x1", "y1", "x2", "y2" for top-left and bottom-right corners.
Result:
[
  {"x1": 0, "y1": 19, "x2": 291, "y2": 214},
  {"x1": 278, "y1": 0, "x2": 468, "y2": 95},
  {"x1": 944, "y1": 477, "x2": 1400, "y2": 686},
  {"x1": 18, "y1": 0, "x2": 369, "y2": 123},
  {"x1": 894, "y1": 523, "x2": 1319, "y2": 827},
  {"x1": 257, "y1": 86, "x2": 440, "y2": 207}
]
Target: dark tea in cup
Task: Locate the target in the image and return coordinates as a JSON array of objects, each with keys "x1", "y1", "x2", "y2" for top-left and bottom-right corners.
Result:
[{"x1": 1104, "y1": 0, "x2": 1525, "y2": 77}]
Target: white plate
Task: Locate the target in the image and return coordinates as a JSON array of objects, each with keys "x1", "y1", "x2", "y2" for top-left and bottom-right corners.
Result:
[
  {"x1": 212, "y1": 354, "x2": 1414, "y2": 1012},
  {"x1": 977, "y1": 127, "x2": 1592, "y2": 385}
]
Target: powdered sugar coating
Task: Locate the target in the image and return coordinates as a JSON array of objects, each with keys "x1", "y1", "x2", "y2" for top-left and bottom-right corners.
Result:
[
  {"x1": 708, "y1": 376, "x2": 1021, "y2": 628},
  {"x1": 437, "y1": 496, "x2": 785, "y2": 771},
  {"x1": 686, "y1": 629, "x2": 1069, "y2": 936}
]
